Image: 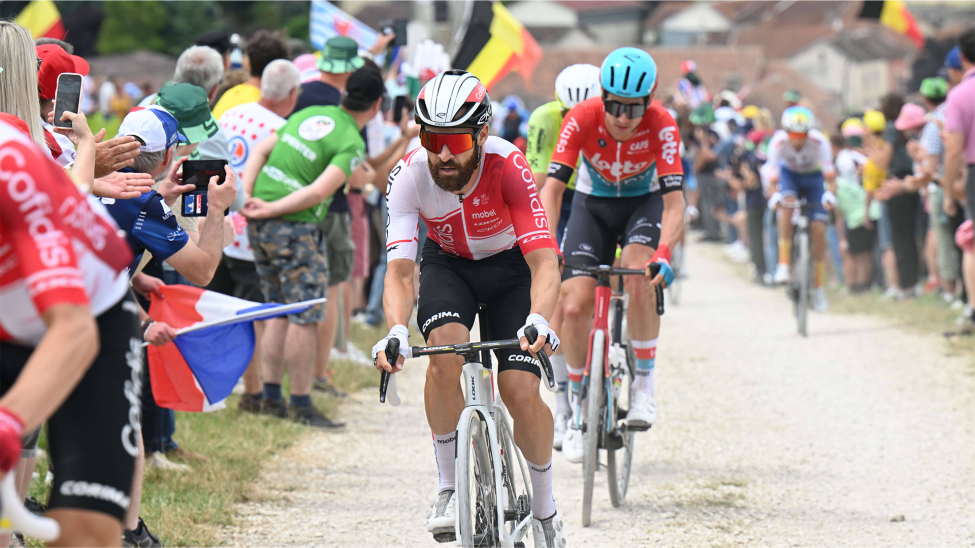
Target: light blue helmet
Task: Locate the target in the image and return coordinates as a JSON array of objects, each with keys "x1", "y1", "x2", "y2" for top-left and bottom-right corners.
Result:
[
  {"x1": 781, "y1": 106, "x2": 815, "y2": 133},
  {"x1": 600, "y1": 47, "x2": 657, "y2": 98}
]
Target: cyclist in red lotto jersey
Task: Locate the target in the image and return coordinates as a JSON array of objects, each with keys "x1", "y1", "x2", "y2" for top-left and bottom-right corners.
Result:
[
  {"x1": 0, "y1": 116, "x2": 140, "y2": 546},
  {"x1": 540, "y1": 48, "x2": 686, "y2": 462},
  {"x1": 374, "y1": 71, "x2": 567, "y2": 547}
]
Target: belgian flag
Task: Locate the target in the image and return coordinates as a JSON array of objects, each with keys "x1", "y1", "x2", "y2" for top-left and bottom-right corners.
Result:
[
  {"x1": 453, "y1": 1, "x2": 543, "y2": 91},
  {"x1": 13, "y1": 0, "x2": 65, "y2": 40},
  {"x1": 859, "y1": 0, "x2": 924, "y2": 49}
]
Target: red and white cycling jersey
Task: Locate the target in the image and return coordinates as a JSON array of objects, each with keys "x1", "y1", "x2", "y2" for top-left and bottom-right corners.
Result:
[
  {"x1": 549, "y1": 97, "x2": 683, "y2": 198},
  {"x1": 0, "y1": 122, "x2": 132, "y2": 346},
  {"x1": 385, "y1": 136, "x2": 556, "y2": 261}
]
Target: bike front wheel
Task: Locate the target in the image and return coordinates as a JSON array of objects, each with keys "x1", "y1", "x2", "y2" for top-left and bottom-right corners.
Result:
[
  {"x1": 456, "y1": 412, "x2": 498, "y2": 548},
  {"x1": 582, "y1": 329, "x2": 606, "y2": 527}
]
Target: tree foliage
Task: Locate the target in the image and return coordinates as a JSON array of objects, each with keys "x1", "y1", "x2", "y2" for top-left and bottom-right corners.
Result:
[{"x1": 90, "y1": 1, "x2": 310, "y2": 58}]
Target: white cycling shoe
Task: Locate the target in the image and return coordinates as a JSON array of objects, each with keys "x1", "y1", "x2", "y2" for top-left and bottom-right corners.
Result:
[
  {"x1": 562, "y1": 428, "x2": 584, "y2": 464},
  {"x1": 532, "y1": 510, "x2": 568, "y2": 548},
  {"x1": 625, "y1": 391, "x2": 657, "y2": 429},
  {"x1": 813, "y1": 287, "x2": 828, "y2": 312},
  {"x1": 426, "y1": 490, "x2": 456, "y2": 543},
  {"x1": 773, "y1": 263, "x2": 791, "y2": 285},
  {"x1": 552, "y1": 412, "x2": 570, "y2": 451}
]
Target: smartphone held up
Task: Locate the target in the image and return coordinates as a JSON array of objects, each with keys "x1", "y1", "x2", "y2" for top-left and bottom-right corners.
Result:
[
  {"x1": 181, "y1": 159, "x2": 229, "y2": 217},
  {"x1": 53, "y1": 73, "x2": 83, "y2": 129}
]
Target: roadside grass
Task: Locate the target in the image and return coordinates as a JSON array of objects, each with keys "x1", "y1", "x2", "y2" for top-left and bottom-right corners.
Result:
[
  {"x1": 827, "y1": 288, "x2": 975, "y2": 367},
  {"x1": 26, "y1": 322, "x2": 384, "y2": 546}
]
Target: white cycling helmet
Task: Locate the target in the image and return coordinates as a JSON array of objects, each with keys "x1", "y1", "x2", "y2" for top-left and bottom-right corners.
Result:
[
  {"x1": 414, "y1": 70, "x2": 492, "y2": 130},
  {"x1": 781, "y1": 106, "x2": 815, "y2": 134},
  {"x1": 554, "y1": 64, "x2": 601, "y2": 110}
]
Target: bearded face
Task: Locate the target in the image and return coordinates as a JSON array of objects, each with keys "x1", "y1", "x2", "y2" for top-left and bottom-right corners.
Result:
[{"x1": 428, "y1": 148, "x2": 479, "y2": 193}]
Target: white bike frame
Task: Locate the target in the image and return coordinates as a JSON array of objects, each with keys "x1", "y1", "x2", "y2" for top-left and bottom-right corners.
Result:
[{"x1": 455, "y1": 359, "x2": 533, "y2": 547}]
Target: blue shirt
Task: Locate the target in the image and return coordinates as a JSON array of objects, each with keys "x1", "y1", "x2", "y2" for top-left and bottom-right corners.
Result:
[{"x1": 102, "y1": 187, "x2": 189, "y2": 272}]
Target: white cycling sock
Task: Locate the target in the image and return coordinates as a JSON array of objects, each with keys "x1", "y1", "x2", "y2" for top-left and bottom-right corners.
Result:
[
  {"x1": 527, "y1": 458, "x2": 557, "y2": 520},
  {"x1": 551, "y1": 354, "x2": 570, "y2": 417},
  {"x1": 432, "y1": 432, "x2": 456, "y2": 492}
]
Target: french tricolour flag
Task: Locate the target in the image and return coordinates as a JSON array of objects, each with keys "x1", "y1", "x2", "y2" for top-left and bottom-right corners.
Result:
[{"x1": 146, "y1": 285, "x2": 324, "y2": 412}]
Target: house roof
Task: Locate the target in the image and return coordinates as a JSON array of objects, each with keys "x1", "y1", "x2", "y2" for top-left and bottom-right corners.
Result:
[
  {"x1": 556, "y1": 1, "x2": 648, "y2": 13},
  {"x1": 827, "y1": 26, "x2": 917, "y2": 62},
  {"x1": 734, "y1": 23, "x2": 839, "y2": 60},
  {"x1": 489, "y1": 45, "x2": 766, "y2": 110},
  {"x1": 730, "y1": 0, "x2": 863, "y2": 59}
]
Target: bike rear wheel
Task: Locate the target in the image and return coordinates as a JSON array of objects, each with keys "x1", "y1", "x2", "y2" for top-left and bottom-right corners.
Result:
[
  {"x1": 796, "y1": 231, "x2": 810, "y2": 337},
  {"x1": 607, "y1": 339, "x2": 636, "y2": 507},
  {"x1": 457, "y1": 412, "x2": 498, "y2": 548},
  {"x1": 582, "y1": 329, "x2": 605, "y2": 527}
]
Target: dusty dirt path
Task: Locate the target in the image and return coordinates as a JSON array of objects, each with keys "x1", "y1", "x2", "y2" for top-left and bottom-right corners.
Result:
[{"x1": 219, "y1": 243, "x2": 975, "y2": 547}]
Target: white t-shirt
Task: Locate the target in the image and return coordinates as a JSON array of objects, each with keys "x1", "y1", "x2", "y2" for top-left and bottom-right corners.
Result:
[
  {"x1": 218, "y1": 102, "x2": 286, "y2": 261},
  {"x1": 41, "y1": 119, "x2": 76, "y2": 167}
]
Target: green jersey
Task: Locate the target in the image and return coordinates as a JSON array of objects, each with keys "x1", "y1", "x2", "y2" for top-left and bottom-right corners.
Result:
[
  {"x1": 526, "y1": 101, "x2": 578, "y2": 190},
  {"x1": 253, "y1": 106, "x2": 365, "y2": 223}
]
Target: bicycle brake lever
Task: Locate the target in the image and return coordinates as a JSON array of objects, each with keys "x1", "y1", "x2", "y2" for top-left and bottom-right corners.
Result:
[
  {"x1": 648, "y1": 263, "x2": 665, "y2": 316},
  {"x1": 379, "y1": 338, "x2": 400, "y2": 404},
  {"x1": 655, "y1": 284, "x2": 665, "y2": 316},
  {"x1": 524, "y1": 326, "x2": 558, "y2": 393}
]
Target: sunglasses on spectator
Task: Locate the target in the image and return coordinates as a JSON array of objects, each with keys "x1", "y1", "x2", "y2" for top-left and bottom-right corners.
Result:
[
  {"x1": 787, "y1": 131, "x2": 809, "y2": 139},
  {"x1": 419, "y1": 129, "x2": 477, "y2": 155},
  {"x1": 603, "y1": 99, "x2": 647, "y2": 119}
]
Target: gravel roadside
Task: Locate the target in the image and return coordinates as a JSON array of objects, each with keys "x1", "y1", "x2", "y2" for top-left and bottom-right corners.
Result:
[{"x1": 219, "y1": 242, "x2": 975, "y2": 547}]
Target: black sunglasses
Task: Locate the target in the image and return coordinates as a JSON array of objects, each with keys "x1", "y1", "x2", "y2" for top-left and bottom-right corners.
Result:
[{"x1": 603, "y1": 99, "x2": 648, "y2": 119}]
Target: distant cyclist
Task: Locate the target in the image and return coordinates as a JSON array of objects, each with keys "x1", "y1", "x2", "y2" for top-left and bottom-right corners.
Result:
[
  {"x1": 526, "y1": 63, "x2": 601, "y2": 452},
  {"x1": 540, "y1": 48, "x2": 686, "y2": 463},
  {"x1": 766, "y1": 106, "x2": 836, "y2": 311},
  {"x1": 373, "y1": 71, "x2": 568, "y2": 547}
]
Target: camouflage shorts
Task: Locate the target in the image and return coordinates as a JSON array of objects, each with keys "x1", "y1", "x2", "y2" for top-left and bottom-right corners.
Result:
[{"x1": 248, "y1": 219, "x2": 327, "y2": 324}]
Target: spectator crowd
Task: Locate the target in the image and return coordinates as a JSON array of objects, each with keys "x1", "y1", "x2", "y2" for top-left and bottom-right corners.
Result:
[
  {"x1": 663, "y1": 32, "x2": 975, "y2": 329},
  {"x1": 1, "y1": 13, "x2": 973, "y2": 548}
]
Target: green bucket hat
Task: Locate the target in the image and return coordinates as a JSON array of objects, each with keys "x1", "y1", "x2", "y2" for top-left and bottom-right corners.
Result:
[
  {"x1": 156, "y1": 83, "x2": 219, "y2": 144},
  {"x1": 919, "y1": 77, "x2": 948, "y2": 100},
  {"x1": 317, "y1": 36, "x2": 365, "y2": 74}
]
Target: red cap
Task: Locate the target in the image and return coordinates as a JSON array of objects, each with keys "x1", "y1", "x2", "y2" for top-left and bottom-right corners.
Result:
[
  {"x1": 36, "y1": 44, "x2": 89, "y2": 101},
  {"x1": 0, "y1": 113, "x2": 32, "y2": 137}
]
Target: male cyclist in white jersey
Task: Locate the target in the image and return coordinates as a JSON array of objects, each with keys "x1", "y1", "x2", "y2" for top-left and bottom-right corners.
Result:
[
  {"x1": 766, "y1": 106, "x2": 836, "y2": 311},
  {"x1": 526, "y1": 63, "x2": 602, "y2": 451},
  {"x1": 372, "y1": 70, "x2": 567, "y2": 547},
  {"x1": 540, "y1": 48, "x2": 685, "y2": 463}
]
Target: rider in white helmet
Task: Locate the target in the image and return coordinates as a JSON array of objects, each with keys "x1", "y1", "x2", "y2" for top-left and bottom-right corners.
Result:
[
  {"x1": 526, "y1": 64, "x2": 601, "y2": 452},
  {"x1": 374, "y1": 70, "x2": 568, "y2": 548}
]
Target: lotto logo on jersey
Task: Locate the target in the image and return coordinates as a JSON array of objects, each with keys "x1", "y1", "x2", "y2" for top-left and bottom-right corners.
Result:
[
  {"x1": 658, "y1": 126, "x2": 678, "y2": 164},
  {"x1": 228, "y1": 136, "x2": 249, "y2": 169},
  {"x1": 590, "y1": 152, "x2": 649, "y2": 179}
]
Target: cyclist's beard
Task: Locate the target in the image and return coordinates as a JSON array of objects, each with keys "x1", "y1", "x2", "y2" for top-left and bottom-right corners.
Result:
[{"x1": 429, "y1": 152, "x2": 478, "y2": 193}]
